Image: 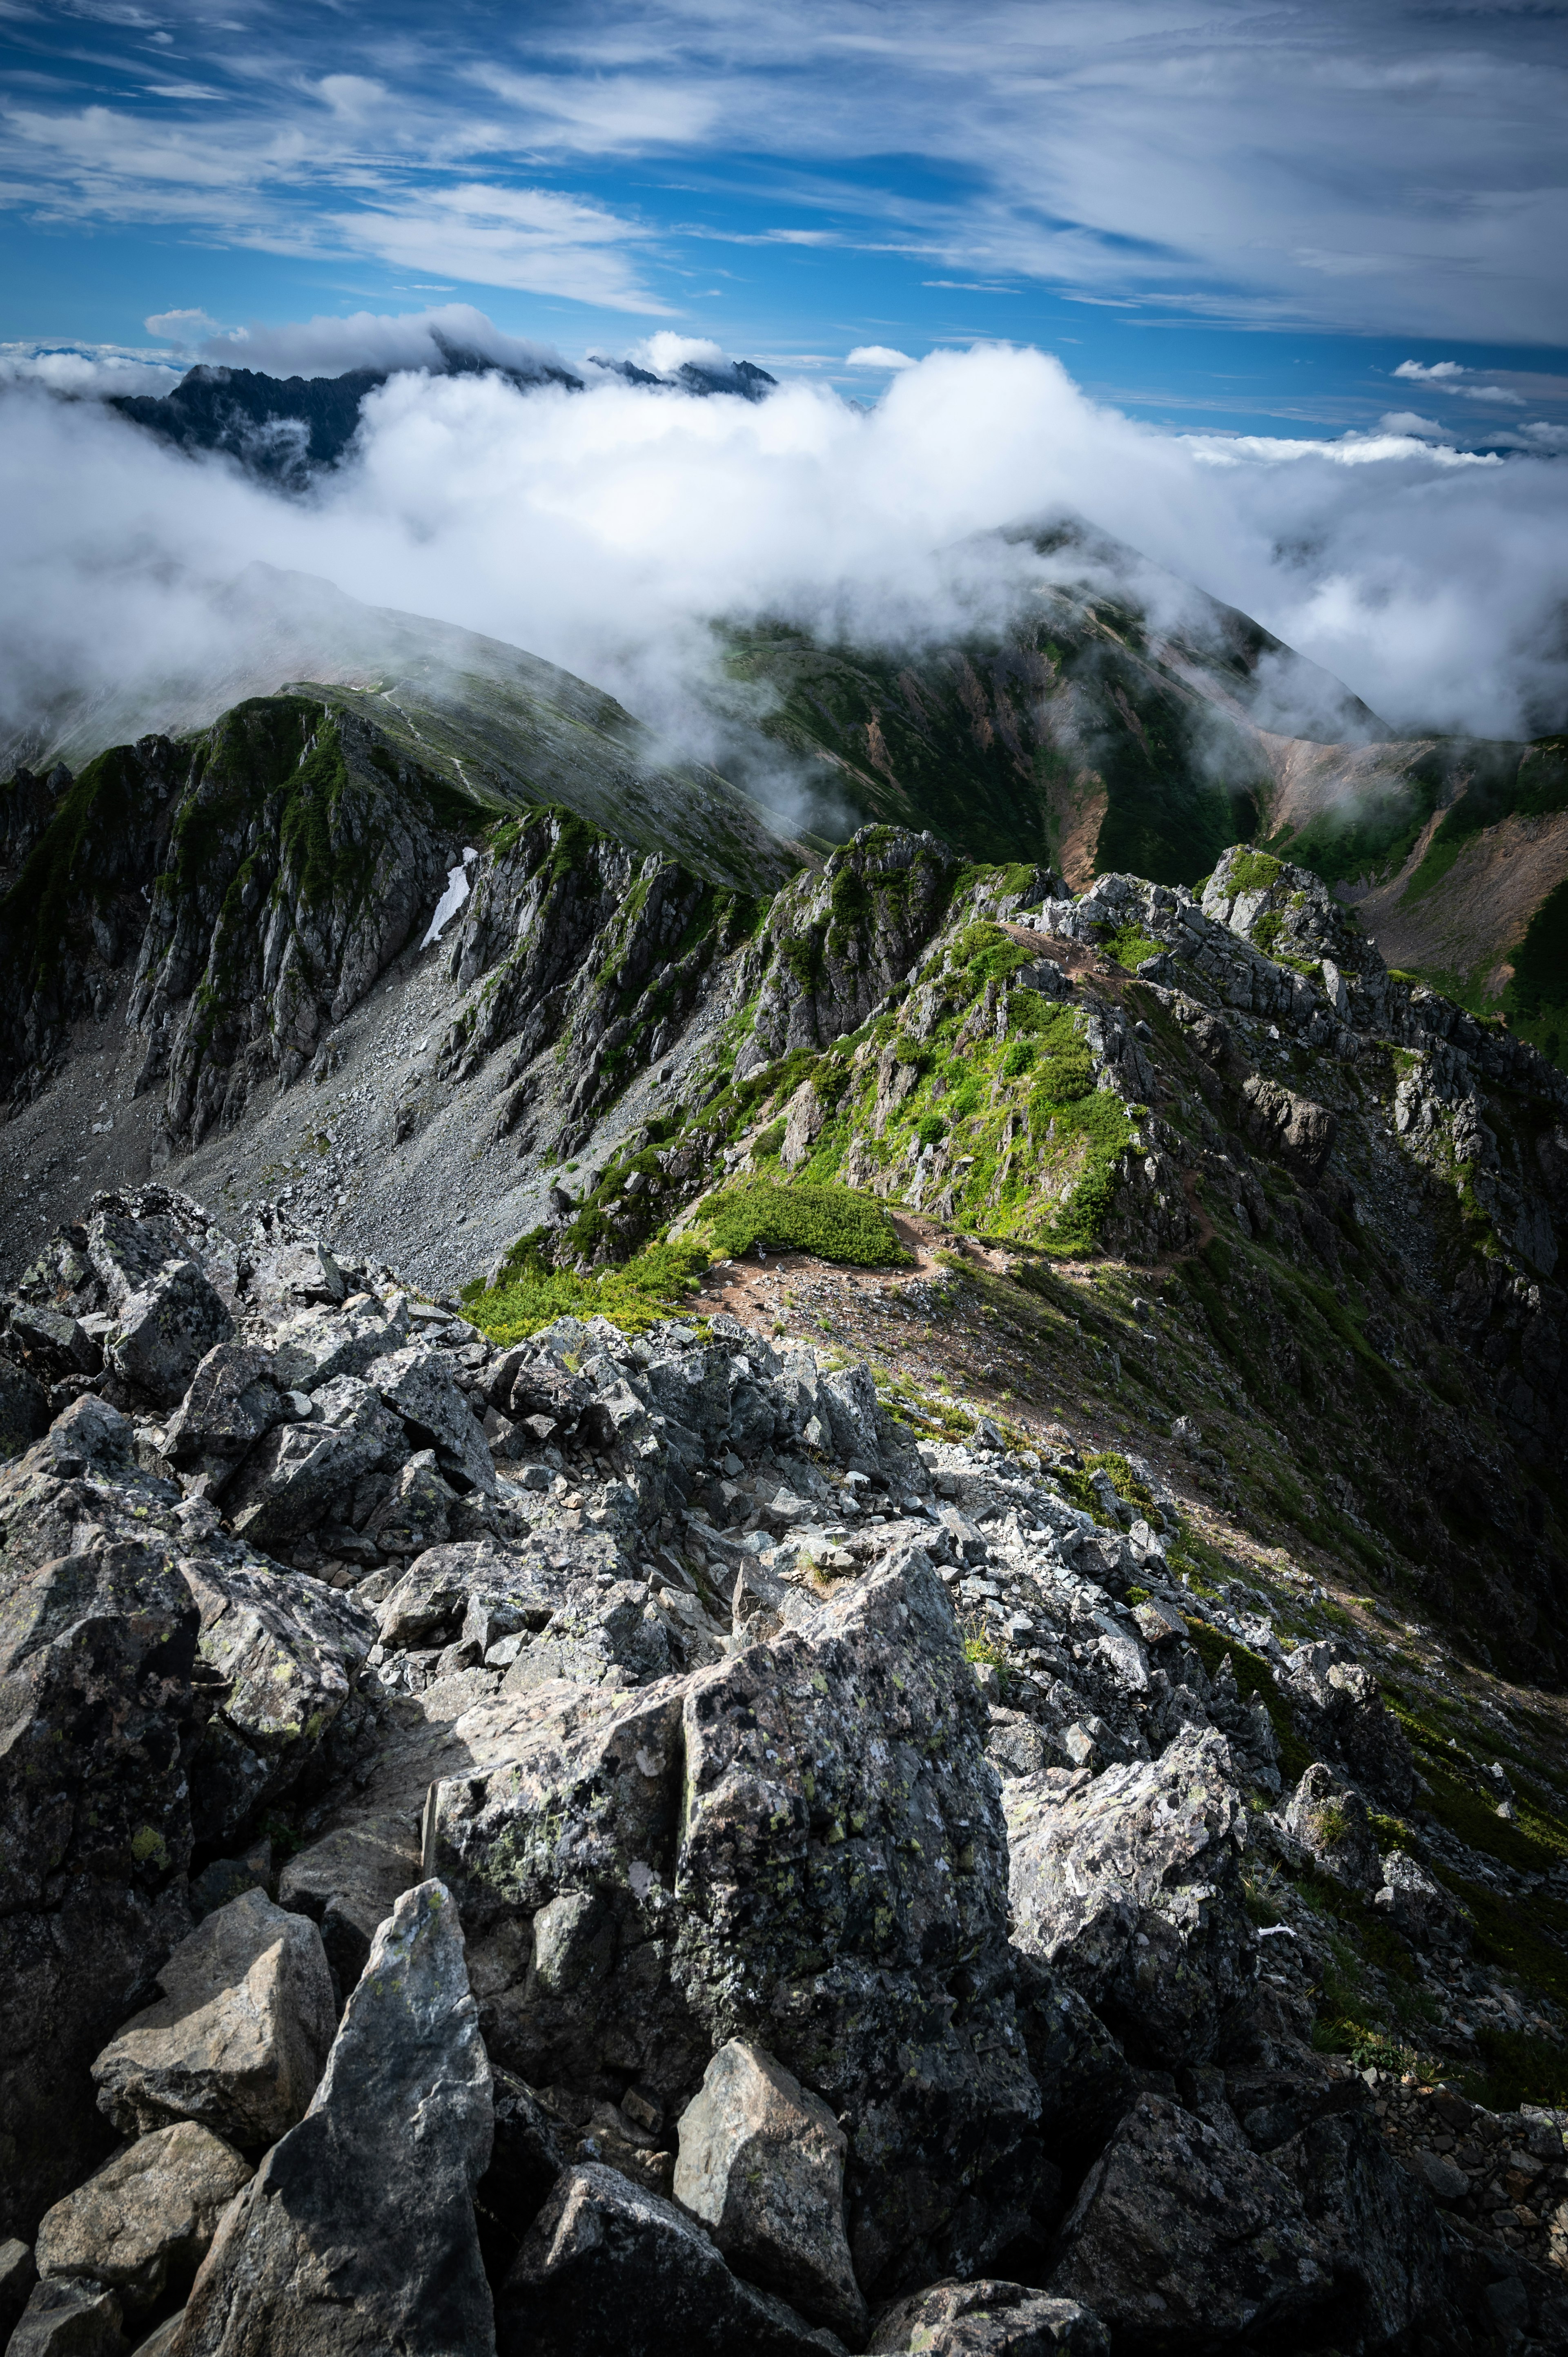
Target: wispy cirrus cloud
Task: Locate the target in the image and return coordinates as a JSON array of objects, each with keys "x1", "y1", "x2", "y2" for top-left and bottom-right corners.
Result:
[{"x1": 3, "y1": 0, "x2": 1566, "y2": 339}]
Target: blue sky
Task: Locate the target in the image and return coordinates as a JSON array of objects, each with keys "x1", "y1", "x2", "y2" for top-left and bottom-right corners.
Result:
[{"x1": 3, "y1": 0, "x2": 1567, "y2": 443}]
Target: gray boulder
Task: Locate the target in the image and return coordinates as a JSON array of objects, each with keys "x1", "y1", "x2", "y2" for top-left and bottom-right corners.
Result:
[
  {"x1": 158, "y1": 1345, "x2": 292, "y2": 1485},
  {"x1": 278, "y1": 1818, "x2": 423, "y2": 1993},
  {"x1": 1048, "y1": 2094, "x2": 1337, "y2": 2346},
  {"x1": 7, "y1": 1304, "x2": 100, "y2": 1380},
  {"x1": 35, "y1": 2123, "x2": 252, "y2": 2317},
  {"x1": 0, "y1": 1496, "x2": 199, "y2": 2241},
  {"x1": 365, "y1": 1451, "x2": 457, "y2": 1558},
  {"x1": 1272, "y1": 2102, "x2": 1448, "y2": 2348},
  {"x1": 7, "y1": 2276, "x2": 127, "y2": 2356},
  {"x1": 0, "y1": 1355, "x2": 51, "y2": 1456},
  {"x1": 107, "y1": 1261, "x2": 234, "y2": 1409},
  {"x1": 372, "y1": 1345, "x2": 496, "y2": 1494},
  {"x1": 0, "y1": 2239, "x2": 38, "y2": 2342},
  {"x1": 270, "y1": 1294, "x2": 409, "y2": 1392},
  {"x1": 1005, "y1": 1730, "x2": 1252, "y2": 2068},
  {"x1": 223, "y1": 1374, "x2": 403, "y2": 1549},
  {"x1": 1374, "y1": 1848, "x2": 1457, "y2": 1949},
  {"x1": 496, "y1": 2163, "x2": 846, "y2": 2357},
  {"x1": 869, "y1": 2281, "x2": 1108, "y2": 2355},
  {"x1": 92, "y1": 1890, "x2": 335, "y2": 2149},
  {"x1": 173, "y1": 1880, "x2": 494, "y2": 2357},
  {"x1": 673, "y1": 2040, "x2": 866, "y2": 2342},
  {"x1": 252, "y1": 1242, "x2": 345, "y2": 1310},
  {"x1": 1282, "y1": 1762, "x2": 1382, "y2": 1891}
]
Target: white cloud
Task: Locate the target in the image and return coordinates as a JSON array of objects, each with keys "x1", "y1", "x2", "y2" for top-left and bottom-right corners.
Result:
[
  {"x1": 2, "y1": 340, "x2": 1567, "y2": 797},
  {"x1": 322, "y1": 183, "x2": 669, "y2": 312},
  {"x1": 1394, "y1": 360, "x2": 1466, "y2": 382},
  {"x1": 846, "y1": 345, "x2": 916, "y2": 369},
  {"x1": 626, "y1": 332, "x2": 726, "y2": 372},
  {"x1": 197, "y1": 303, "x2": 572, "y2": 380},
  {"x1": 0, "y1": 341, "x2": 186, "y2": 395},
  {"x1": 145, "y1": 307, "x2": 222, "y2": 344},
  {"x1": 1379, "y1": 410, "x2": 1442, "y2": 436}
]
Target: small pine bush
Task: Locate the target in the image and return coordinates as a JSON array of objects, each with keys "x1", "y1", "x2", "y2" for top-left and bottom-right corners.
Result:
[{"x1": 699, "y1": 1181, "x2": 911, "y2": 1268}]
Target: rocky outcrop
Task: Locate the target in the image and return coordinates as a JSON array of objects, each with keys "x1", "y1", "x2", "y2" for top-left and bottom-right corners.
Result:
[{"x1": 174, "y1": 1880, "x2": 494, "y2": 2356}]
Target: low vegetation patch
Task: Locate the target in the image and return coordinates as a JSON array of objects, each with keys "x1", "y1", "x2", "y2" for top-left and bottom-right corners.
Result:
[
  {"x1": 461, "y1": 1238, "x2": 710, "y2": 1342},
  {"x1": 697, "y1": 1180, "x2": 911, "y2": 1268}
]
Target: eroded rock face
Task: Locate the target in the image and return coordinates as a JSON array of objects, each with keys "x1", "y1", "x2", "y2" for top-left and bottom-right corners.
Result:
[
  {"x1": 497, "y1": 2163, "x2": 844, "y2": 2357},
  {"x1": 1275, "y1": 1641, "x2": 1415, "y2": 1808},
  {"x1": 673, "y1": 2040, "x2": 865, "y2": 2342},
  {"x1": 92, "y1": 1890, "x2": 335, "y2": 2149},
  {"x1": 174, "y1": 1880, "x2": 494, "y2": 2357},
  {"x1": 1005, "y1": 1730, "x2": 1252, "y2": 2068},
  {"x1": 35, "y1": 2123, "x2": 252, "y2": 2317}
]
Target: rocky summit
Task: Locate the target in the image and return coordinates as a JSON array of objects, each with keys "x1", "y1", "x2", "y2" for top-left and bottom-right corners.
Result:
[{"x1": 7, "y1": 662, "x2": 1568, "y2": 2356}]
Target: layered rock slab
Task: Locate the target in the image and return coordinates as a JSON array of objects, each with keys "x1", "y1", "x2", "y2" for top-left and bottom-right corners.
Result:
[{"x1": 173, "y1": 1879, "x2": 494, "y2": 2357}]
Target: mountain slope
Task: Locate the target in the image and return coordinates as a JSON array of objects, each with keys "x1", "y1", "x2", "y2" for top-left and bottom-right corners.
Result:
[{"x1": 0, "y1": 567, "x2": 815, "y2": 893}]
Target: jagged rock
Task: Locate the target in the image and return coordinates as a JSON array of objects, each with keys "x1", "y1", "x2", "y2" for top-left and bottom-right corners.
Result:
[
  {"x1": 176, "y1": 1556, "x2": 375, "y2": 1847},
  {"x1": 252, "y1": 1241, "x2": 345, "y2": 1310},
  {"x1": 0, "y1": 2239, "x2": 38, "y2": 2342},
  {"x1": 158, "y1": 1345, "x2": 292, "y2": 1483},
  {"x1": 495, "y1": 2163, "x2": 847, "y2": 2357},
  {"x1": 35, "y1": 2124, "x2": 252, "y2": 2317},
  {"x1": 277, "y1": 1818, "x2": 423, "y2": 1993},
  {"x1": 1048, "y1": 2094, "x2": 1337, "y2": 2346},
  {"x1": 7, "y1": 2275, "x2": 127, "y2": 2356},
  {"x1": 1272, "y1": 2102, "x2": 1448, "y2": 2345},
  {"x1": 174, "y1": 1880, "x2": 494, "y2": 2357},
  {"x1": 1005, "y1": 1730, "x2": 1252, "y2": 2068},
  {"x1": 0, "y1": 1354, "x2": 51, "y2": 1454},
  {"x1": 365, "y1": 1449, "x2": 457, "y2": 1556},
  {"x1": 223, "y1": 1372, "x2": 403, "y2": 1548},
  {"x1": 499, "y1": 1575, "x2": 675, "y2": 1692},
  {"x1": 92, "y1": 1890, "x2": 335, "y2": 2149},
  {"x1": 671, "y1": 1548, "x2": 1038, "y2": 2297},
  {"x1": 85, "y1": 1193, "x2": 223, "y2": 1315},
  {"x1": 269, "y1": 1294, "x2": 410, "y2": 1392},
  {"x1": 107, "y1": 1261, "x2": 235, "y2": 1409},
  {"x1": 673, "y1": 2040, "x2": 866, "y2": 2342},
  {"x1": 425, "y1": 1677, "x2": 705, "y2": 2098},
  {"x1": 1374, "y1": 1847, "x2": 1457, "y2": 1947},
  {"x1": 1282, "y1": 1761, "x2": 1383, "y2": 1891},
  {"x1": 0, "y1": 1449, "x2": 200, "y2": 2241},
  {"x1": 868, "y1": 2281, "x2": 1108, "y2": 2355},
  {"x1": 1240, "y1": 1075, "x2": 1336, "y2": 1182},
  {"x1": 7, "y1": 1304, "x2": 100, "y2": 1380},
  {"x1": 189, "y1": 1840, "x2": 271, "y2": 1924},
  {"x1": 372, "y1": 1345, "x2": 496, "y2": 1494},
  {"x1": 1276, "y1": 1641, "x2": 1414, "y2": 1807}
]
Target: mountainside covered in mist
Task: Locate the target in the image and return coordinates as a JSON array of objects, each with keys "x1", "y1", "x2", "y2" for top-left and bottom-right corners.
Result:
[
  {"x1": 7, "y1": 640, "x2": 1568, "y2": 2348},
  {"x1": 8, "y1": 512, "x2": 1564, "y2": 1055},
  {"x1": 104, "y1": 344, "x2": 777, "y2": 486}
]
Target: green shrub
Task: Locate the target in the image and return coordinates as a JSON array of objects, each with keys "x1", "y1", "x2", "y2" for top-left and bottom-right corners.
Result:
[
  {"x1": 1002, "y1": 1041, "x2": 1037, "y2": 1078},
  {"x1": 463, "y1": 1238, "x2": 710, "y2": 1342},
  {"x1": 753, "y1": 1118, "x2": 787, "y2": 1159},
  {"x1": 697, "y1": 1181, "x2": 911, "y2": 1268},
  {"x1": 916, "y1": 1113, "x2": 947, "y2": 1148},
  {"x1": 1462, "y1": 2027, "x2": 1568, "y2": 2113},
  {"x1": 1226, "y1": 849, "x2": 1284, "y2": 894}
]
